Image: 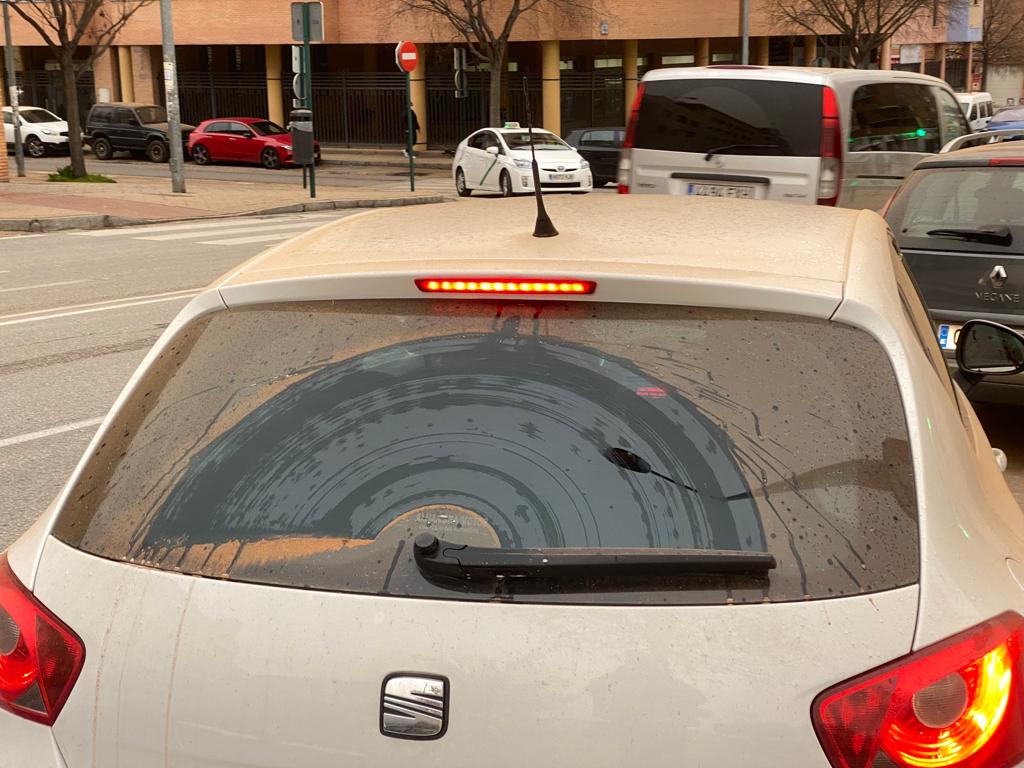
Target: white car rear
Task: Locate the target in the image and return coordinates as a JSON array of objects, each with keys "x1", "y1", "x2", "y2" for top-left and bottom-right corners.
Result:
[
  {"x1": 4, "y1": 197, "x2": 1024, "y2": 768},
  {"x1": 3, "y1": 106, "x2": 69, "y2": 158},
  {"x1": 618, "y1": 67, "x2": 970, "y2": 211}
]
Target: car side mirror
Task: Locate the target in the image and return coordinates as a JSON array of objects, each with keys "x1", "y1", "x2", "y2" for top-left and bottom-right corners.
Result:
[
  {"x1": 956, "y1": 320, "x2": 1024, "y2": 376},
  {"x1": 241, "y1": 131, "x2": 254, "y2": 139},
  {"x1": 485, "y1": 145, "x2": 499, "y2": 155}
]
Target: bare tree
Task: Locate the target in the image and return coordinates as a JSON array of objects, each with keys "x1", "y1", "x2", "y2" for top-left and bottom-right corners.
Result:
[
  {"x1": 9, "y1": 0, "x2": 154, "y2": 177},
  {"x1": 392, "y1": 0, "x2": 595, "y2": 127},
  {"x1": 977, "y1": 0, "x2": 1024, "y2": 90},
  {"x1": 770, "y1": 0, "x2": 945, "y2": 68}
]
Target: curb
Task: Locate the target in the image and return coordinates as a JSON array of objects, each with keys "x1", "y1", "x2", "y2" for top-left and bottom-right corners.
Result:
[
  {"x1": 0, "y1": 194, "x2": 452, "y2": 233},
  {"x1": 320, "y1": 157, "x2": 451, "y2": 171}
]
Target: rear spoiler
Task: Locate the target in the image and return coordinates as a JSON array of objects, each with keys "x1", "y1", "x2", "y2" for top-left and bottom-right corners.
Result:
[{"x1": 940, "y1": 129, "x2": 1024, "y2": 153}]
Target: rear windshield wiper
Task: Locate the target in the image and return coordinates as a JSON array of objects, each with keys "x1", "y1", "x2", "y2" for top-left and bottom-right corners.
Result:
[
  {"x1": 413, "y1": 533, "x2": 776, "y2": 581},
  {"x1": 704, "y1": 143, "x2": 782, "y2": 161},
  {"x1": 925, "y1": 225, "x2": 1013, "y2": 246}
]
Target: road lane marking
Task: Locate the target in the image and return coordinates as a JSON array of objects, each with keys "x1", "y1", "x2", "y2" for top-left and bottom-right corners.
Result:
[
  {"x1": 138, "y1": 221, "x2": 315, "y2": 242},
  {"x1": 0, "y1": 279, "x2": 92, "y2": 294},
  {"x1": 72, "y1": 214, "x2": 336, "y2": 238},
  {"x1": 0, "y1": 289, "x2": 199, "y2": 327},
  {"x1": 197, "y1": 233, "x2": 297, "y2": 246},
  {"x1": 0, "y1": 418, "x2": 103, "y2": 450}
]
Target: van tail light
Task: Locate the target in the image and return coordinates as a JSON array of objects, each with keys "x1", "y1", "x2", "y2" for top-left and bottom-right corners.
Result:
[
  {"x1": 813, "y1": 612, "x2": 1024, "y2": 768},
  {"x1": 0, "y1": 553, "x2": 85, "y2": 726},
  {"x1": 618, "y1": 82, "x2": 645, "y2": 194},
  {"x1": 818, "y1": 86, "x2": 842, "y2": 206}
]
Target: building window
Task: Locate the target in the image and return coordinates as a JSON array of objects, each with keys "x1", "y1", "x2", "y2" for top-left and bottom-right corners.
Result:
[
  {"x1": 661, "y1": 54, "x2": 695, "y2": 65},
  {"x1": 560, "y1": 60, "x2": 575, "y2": 70},
  {"x1": 507, "y1": 61, "x2": 518, "y2": 72},
  {"x1": 594, "y1": 57, "x2": 623, "y2": 68},
  {"x1": 712, "y1": 52, "x2": 735, "y2": 63}
]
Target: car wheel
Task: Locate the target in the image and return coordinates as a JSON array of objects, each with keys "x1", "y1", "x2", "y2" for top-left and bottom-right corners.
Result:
[
  {"x1": 261, "y1": 147, "x2": 282, "y2": 170},
  {"x1": 25, "y1": 136, "x2": 46, "y2": 158},
  {"x1": 455, "y1": 167, "x2": 471, "y2": 197},
  {"x1": 92, "y1": 137, "x2": 113, "y2": 161},
  {"x1": 499, "y1": 170, "x2": 514, "y2": 197},
  {"x1": 191, "y1": 143, "x2": 211, "y2": 166},
  {"x1": 146, "y1": 139, "x2": 169, "y2": 163}
]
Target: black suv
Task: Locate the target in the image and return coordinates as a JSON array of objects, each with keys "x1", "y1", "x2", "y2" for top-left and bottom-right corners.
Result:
[{"x1": 84, "y1": 103, "x2": 194, "y2": 163}]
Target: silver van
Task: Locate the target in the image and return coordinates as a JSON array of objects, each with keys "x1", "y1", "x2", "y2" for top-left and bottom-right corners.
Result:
[{"x1": 617, "y1": 67, "x2": 971, "y2": 211}]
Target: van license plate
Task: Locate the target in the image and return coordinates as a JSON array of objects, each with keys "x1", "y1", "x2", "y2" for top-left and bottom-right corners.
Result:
[
  {"x1": 687, "y1": 183, "x2": 755, "y2": 198},
  {"x1": 938, "y1": 324, "x2": 962, "y2": 351}
]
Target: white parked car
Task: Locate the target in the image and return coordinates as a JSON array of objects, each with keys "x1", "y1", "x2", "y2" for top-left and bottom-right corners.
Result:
[
  {"x1": 5, "y1": 196, "x2": 1024, "y2": 767},
  {"x1": 3, "y1": 106, "x2": 69, "y2": 158},
  {"x1": 956, "y1": 91, "x2": 995, "y2": 132},
  {"x1": 453, "y1": 123, "x2": 592, "y2": 196}
]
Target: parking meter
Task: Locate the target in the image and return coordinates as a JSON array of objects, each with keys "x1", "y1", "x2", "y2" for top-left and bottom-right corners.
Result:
[{"x1": 290, "y1": 108, "x2": 315, "y2": 166}]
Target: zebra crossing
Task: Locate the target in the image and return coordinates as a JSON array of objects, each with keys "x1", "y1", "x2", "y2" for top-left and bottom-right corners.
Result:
[{"x1": 69, "y1": 211, "x2": 356, "y2": 247}]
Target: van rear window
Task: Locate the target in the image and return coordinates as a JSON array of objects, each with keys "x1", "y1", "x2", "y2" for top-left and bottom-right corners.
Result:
[
  {"x1": 53, "y1": 302, "x2": 917, "y2": 605},
  {"x1": 633, "y1": 79, "x2": 824, "y2": 157}
]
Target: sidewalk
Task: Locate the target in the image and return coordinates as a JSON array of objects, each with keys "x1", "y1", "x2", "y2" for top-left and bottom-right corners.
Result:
[{"x1": 0, "y1": 170, "x2": 450, "y2": 232}]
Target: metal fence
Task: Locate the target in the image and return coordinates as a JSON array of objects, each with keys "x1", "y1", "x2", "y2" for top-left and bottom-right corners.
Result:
[
  {"x1": 178, "y1": 72, "x2": 268, "y2": 125},
  {"x1": 427, "y1": 71, "x2": 489, "y2": 148},
  {"x1": 560, "y1": 70, "x2": 625, "y2": 133},
  {"x1": 295, "y1": 71, "x2": 409, "y2": 146},
  {"x1": 15, "y1": 70, "x2": 94, "y2": 122}
]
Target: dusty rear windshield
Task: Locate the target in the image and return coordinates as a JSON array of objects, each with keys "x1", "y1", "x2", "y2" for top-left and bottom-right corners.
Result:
[{"x1": 53, "y1": 301, "x2": 917, "y2": 605}]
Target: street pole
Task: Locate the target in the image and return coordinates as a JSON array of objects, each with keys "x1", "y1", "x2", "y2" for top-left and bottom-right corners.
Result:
[
  {"x1": 740, "y1": 0, "x2": 750, "y2": 65},
  {"x1": 405, "y1": 70, "x2": 415, "y2": 192},
  {"x1": 302, "y1": 2, "x2": 315, "y2": 199},
  {"x1": 159, "y1": 0, "x2": 186, "y2": 193},
  {"x1": 2, "y1": 0, "x2": 26, "y2": 177}
]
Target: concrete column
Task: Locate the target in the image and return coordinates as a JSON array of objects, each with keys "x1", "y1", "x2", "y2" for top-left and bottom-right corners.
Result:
[
  {"x1": 130, "y1": 46, "x2": 159, "y2": 104},
  {"x1": 410, "y1": 45, "x2": 427, "y2": 150},
  {"x1": 755, "y1": 37, "x2": 770, "y2": 65},
  {"x1": 803, "y1": 35, "x2": 817, "y2": 66},
  {"x1": 92, "y1": 48, "x2": 119, "y2": 103},
  {"x1": 624, "y1": 39, "x2": 638, "y2": 119},
  {"x1": 265, "y1": 44, "x2": 284, "y2": 125},
  {"x1": 541, "y1": 40, "x2": 560, "y2": 136},
  {"x1": 118, "y1": 46, "x2": 135, "y2": 102},
  {"x1": 696, "y1": 38, "x2": 710, "y2": 66},
  {"x1": 880, "y1": 38, "x2": 892, "y2": 70},
  {"x1": 938, "y1": 43, "x2": 947, "y2": 82}
]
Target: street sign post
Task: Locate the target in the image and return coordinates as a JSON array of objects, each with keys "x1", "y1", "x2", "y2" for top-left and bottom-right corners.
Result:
[
  {"x1": 290, "y1": 2, "x2": 320, "y2": 198},
  {"x1": 2, "y1": 0, "x2": 25, "y2": 177},
  {"x1": 395, "y1": 40, "x2": 418, "y2": 192}
]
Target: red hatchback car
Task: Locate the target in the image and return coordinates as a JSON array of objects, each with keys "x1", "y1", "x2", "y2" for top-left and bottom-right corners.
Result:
[{"x1": 187, "y1": 117, "x2": 321, "y2": 169}]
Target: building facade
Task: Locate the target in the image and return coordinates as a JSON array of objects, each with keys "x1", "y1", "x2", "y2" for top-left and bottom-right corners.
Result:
[{"x1": 0, "y1": 0, "x2": 969, "y2": 149}]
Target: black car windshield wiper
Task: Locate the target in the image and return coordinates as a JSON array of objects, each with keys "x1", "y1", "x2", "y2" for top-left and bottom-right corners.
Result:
[
  {"x1": 413, "y1": 533, "x2": 776, "y2": 581},
  {"x1": 704, "y1": 143, "x2": 782, "y2": 161},
  {"x1": 925, "y1": 225, "x2": 1013, "y2": 246}
]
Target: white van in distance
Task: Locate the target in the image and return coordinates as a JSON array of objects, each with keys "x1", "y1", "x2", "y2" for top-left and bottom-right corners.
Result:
[{"x1": 617, "y1": 66, "x2": 970, "y2": 211}]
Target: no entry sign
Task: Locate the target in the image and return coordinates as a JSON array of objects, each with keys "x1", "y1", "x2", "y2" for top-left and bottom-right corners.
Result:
[{"x1": 395, "y1": 41, "x2": 419, "y2": 73}]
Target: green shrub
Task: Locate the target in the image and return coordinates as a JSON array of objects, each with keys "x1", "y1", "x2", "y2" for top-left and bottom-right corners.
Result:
[{"x1": 47, "y1": 165, "x2": 115, "y2": 183}]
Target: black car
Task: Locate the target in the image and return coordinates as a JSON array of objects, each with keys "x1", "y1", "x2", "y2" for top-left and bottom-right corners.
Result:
[
  {"x1": 564, "y1": 127, "x2": 624, "y2": 186},
  {"x1": 84, "y1": 103, "x2": 194, "y2": 163},
  {"x1": 885, "y1": 141, "x2": 1024, "y2": 403}
]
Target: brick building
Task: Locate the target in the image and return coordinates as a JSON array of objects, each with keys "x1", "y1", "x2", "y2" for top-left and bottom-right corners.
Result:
[
  {"x1": 0, "y1": 80, "x2": 7, "y2": 182},
  {"x1": 0, "y1": 0, "x2": 962, "y2": 150}
]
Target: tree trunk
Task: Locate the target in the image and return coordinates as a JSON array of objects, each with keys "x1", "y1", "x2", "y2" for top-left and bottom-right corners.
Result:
[
  {"x1": 61, "y1": 55, "x2": 87, "y2": 177},
  {"x1": 981, "y1": 48, "x2": 989, "y2": 91},
  {"x1": 488, "y1": 44, "x2": 507, "y2": 127}
]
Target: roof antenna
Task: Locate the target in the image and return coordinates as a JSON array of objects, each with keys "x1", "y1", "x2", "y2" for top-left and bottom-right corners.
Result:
[{"x1": 523, "y1": 76, "x2": 558, "y2": 238}]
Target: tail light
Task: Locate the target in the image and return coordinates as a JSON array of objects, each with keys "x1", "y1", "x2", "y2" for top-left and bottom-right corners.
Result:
[
  {"x1": 416, "y1": 278, "x2": 596, "y2": 295},
  {"x1": 813, "y1": 612, "x2": 1024, "y2": 768},
  {"x1": 0, "y1": 553, "x2": 85, "y2": 726},
  {"x1": 818, "y1": 86, "x2": 842, "y2": 206},
  {"x1": 618, "y1": 82, "x2": 645, "y2": 194}
]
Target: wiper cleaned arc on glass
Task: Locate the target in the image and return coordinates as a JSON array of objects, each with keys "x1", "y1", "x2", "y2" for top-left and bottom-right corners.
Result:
[
  {"x1": 704, "y1": 143, "x2": 782, "y2": 161},
  {"x1": 413, "y1": 533, "x2": 776, "y2": 581},
  {"x1": 925, "y1": 225, "x2": 1013, "y2": 245}
]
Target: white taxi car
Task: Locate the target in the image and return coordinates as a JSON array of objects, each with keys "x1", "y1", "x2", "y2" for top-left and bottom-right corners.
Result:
[
  {"x1": 452, "y1": 123, "x2": 592, "y2": 196},
  {"x1": 5, "y1": 196, "x2": 1024, "y2": 768}
]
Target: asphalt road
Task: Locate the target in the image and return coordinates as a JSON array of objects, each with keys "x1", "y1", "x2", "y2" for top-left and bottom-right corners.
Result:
[
  {"x1": 0, "y1": 210, "x2": 360, "y2": 547},
  {"x1": 1, "y1": 207, "x2": 1022, "y2": 551}
]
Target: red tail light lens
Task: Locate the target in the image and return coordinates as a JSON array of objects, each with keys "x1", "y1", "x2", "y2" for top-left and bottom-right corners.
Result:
[
  {"x1": 818, "y1": 86, "x2": 842, "y2": 206},
  {"x1": 618, "y1": 83, "x2": 645, "y2": 194},
  {"x1": 416, "y1": 278, "x2": 596, "y2": 295},
  {"x1": 0, "y1": 553, "x2": 85, "y2": 726},
  {"x1": 813, "y1": 612, "x2": 1024, "y2": 768}
]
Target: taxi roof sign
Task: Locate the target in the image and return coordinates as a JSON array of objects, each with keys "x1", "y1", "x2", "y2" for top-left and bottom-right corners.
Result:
[{"x1": 503, "y1": 122, "x2": 521, "y2": 129}]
